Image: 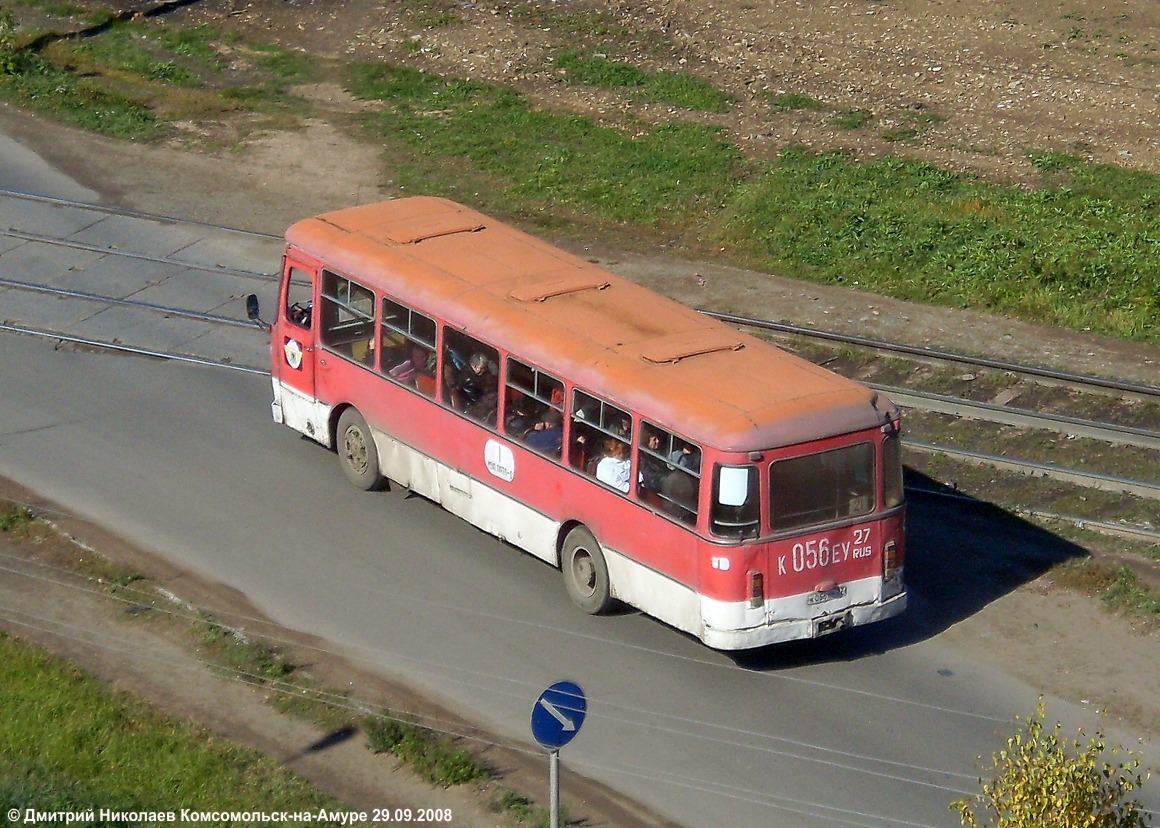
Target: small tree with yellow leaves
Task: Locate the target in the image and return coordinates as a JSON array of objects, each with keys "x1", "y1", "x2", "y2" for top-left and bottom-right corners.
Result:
[{"x1": 952, "y1": 700, "x2": 1152, "y2": 828}]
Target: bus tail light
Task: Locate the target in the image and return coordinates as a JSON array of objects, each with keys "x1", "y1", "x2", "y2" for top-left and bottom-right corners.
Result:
[
  {"x1": 883, "y1": 540, "x2": 900, "y2": 580},
  {"x1": 748, "y1": 571, "x2": 764, "y2": 609}
]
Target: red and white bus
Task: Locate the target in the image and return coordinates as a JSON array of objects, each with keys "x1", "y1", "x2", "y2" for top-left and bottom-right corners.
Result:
[{"x1": 258, "y1": 197, "x2": 906, "y2": 649}]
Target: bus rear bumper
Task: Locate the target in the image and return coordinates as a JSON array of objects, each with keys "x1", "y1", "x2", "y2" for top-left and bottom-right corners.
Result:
[{"x1": 700, "y1": 590, "x2": 907, "y2": 651}]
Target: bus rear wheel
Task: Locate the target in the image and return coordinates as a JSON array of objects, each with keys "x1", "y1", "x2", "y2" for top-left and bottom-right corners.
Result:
[
  {"x1": 562, "y1": 526, "x2": 612, "y2": 615},
  {"x1": 337, "y1": 408, "x2": 385, "y2": 491}
]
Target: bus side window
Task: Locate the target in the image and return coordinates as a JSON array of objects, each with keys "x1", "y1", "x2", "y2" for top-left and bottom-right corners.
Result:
[
  {"x1": 442, "y1": 328, "x2": 499, "y2": 428},
  {"x1": 712, "y1": 464, "x2": 760, "y2": 538},
  {"x1": 284, "y1": 265, "x2": 313, "y2": 329},
  {"x1": 504, "y1": 358, "x2": 564, "y2": 459},
  {"x1": 319, "y1": 269, "x2": 375, "y2": 365},
  {"x1": 638, "y1": 422, "x2": 701, "y2": 525},
  {"x1": 570, "y1": 390, "x2": 631, "y2": 493},
  {"x1": 379, "y1": 296, "x2": 437, "y2": 398}
]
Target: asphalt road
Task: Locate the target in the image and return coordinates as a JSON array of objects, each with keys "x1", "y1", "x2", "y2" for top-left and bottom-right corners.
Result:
[{"x1": 1, "y1": 131, "x2": 1155, "y2": 828}]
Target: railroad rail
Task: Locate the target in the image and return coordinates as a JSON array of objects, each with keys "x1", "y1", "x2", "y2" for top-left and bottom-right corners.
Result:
[
  {"x1": 702, "y1": 309, "x2": 1160, "y2": 402},
  {"x1": 0, "y1": 321, "x2": 267, "y2": 375},
  {"x1": 0, "y1": 187, "x2": 281, "y2": 240}
]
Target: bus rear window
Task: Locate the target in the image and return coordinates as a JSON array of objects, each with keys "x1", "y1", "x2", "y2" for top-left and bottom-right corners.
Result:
[{"x1": 769, "y1": 443, "x2": 875, "y2": 531}]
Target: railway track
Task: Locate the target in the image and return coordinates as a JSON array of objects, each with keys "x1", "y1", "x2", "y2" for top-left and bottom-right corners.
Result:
[
  {"x1": 3, "y1": 189, "x2": 1157, "y2": 541},
  {"x1": 0, "y1": 188, "x2": 280, "y2": 371},
  {"x1": 703, "y1": 309, "x2": 1160, "y2": 402}
]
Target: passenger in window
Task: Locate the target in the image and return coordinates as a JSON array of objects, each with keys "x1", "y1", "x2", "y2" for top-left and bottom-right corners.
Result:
[
  {"x1": 670, "y1": 443, "x2": 700, "y2": 472},
  {"x1": 570, "y1": 421, "x2": 596, "y2": 470},
  {"x1": 595, "y1": 438, "x2": 631, "y2": 493},
  {"x1": 530, "y1": 387, "x2": 564, "y2": 432},
  {"x1": 509, "y1": 391, "x2": 561, "y2": 450},
  {"x1": 638, "y1": 431, "x2": 669, "y2": 493},
  {"x1": 387, "y1": 342, "x2": 432, "y2": 385},
  {"x1": 662, "y1": 469, "x2": 698, "y2": 524},
  {"x1": 388, "y1": 360, "x2": 413, "y2": 381},
  {"x1": 468, "y1": 394, "x2": 498, "y2": 425},
  {"x1": 410, "y1": 343, "x2": 435, "y2": 381},
  {"x1": 505, "y1": 393, "x2": 543, "y2": 436},
  {"x1": 450, "y1": 352, "x2": 497, "y2": 411},
  {"x1": 524, "y1": 419, "x2": 563, "y2": 455}
]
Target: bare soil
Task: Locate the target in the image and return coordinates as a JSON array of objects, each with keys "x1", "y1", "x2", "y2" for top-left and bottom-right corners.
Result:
[{"x1": 1, "y1": 0, "x2": 1159, "y2": 820}]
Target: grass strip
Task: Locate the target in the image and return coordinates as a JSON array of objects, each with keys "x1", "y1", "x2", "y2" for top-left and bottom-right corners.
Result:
[{"x1": 0, "y1": 631, "x2": 341, "y2": 823}]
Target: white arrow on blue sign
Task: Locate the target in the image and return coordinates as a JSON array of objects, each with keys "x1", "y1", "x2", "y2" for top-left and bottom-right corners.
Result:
[{"x1": 530, "y1": 681, "x2": 587, "y2": 750}]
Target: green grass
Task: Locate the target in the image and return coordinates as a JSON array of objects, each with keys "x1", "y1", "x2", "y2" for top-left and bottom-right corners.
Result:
[
  {"x1": 0, "y1": 11, "x2": 158, "y2": 138},
  {"x1": 487, "y1": 790, "x2": 559, "y2": 828},
  {"x1": 0, "y1": 14, "x2": 313, "y2": 138},
  {"x1": 714, "y1": 147, "x2": 1160, "y2": 339},
  {"x1": 346, "y1": 62, "x2": 744, "y2": 225},
  {"x1": 0, "y1": 504, "x2": 34, "y2": 534},
  {"x1": 362, "y1": 714, "x2": 487, "y2": 788},
  {"x1": 69, "y1": 24, "x2": 203, "y2": 86},
  {"x1": 833, "y1": 108, "x2": 873, "y2": 129},
  {"x1": 0, "y1": 631, "x2": 341, "y2": 820},
  {"x1": 555, "y1": 50, "x2": 731, "y2": 112}
]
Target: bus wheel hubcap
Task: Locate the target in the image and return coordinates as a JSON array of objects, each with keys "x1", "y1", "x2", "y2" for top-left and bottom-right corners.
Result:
[
  {"x1": 345, "y1": 429, "x2": 367, "y2": 473},
  {"x1": 573, "y1": 552, "x2": 595, "y2": 594}
]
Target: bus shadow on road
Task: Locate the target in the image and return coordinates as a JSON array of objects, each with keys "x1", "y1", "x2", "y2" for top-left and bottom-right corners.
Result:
[{"x1": 731, "y1": 467, "x2": 1090, "y2": 670}]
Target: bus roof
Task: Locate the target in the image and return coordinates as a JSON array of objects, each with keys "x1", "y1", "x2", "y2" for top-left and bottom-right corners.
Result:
[{"x1": 286, "y1": 197, "x2": 896, "y2": 452}]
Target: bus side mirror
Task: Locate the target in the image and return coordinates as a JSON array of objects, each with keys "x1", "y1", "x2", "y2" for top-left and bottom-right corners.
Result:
[{"x1": 245, "y1": 294, "x2": 270, "y2": 332}]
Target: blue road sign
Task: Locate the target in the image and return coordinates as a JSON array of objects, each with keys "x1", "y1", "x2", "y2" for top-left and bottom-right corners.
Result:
[{"x1": 530, "y1": 681, "x2": 587, "y2": 750}]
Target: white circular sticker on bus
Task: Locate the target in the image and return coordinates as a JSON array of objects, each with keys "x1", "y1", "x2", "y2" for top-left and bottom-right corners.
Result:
[
  {"x1": 485, "y1": 440, "x2": 515, "y2": 482},
  {"x1": 284, "y1": 338, "x2": 304, "y2": 370}
]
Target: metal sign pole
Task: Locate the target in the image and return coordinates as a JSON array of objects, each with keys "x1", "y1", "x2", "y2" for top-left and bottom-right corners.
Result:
[
  {"x1": 549, "y1": 748, "x2": 560, "y2": 828},
  {"x1": 530, "y1": 680, "x2": 587, "y2": 828}
]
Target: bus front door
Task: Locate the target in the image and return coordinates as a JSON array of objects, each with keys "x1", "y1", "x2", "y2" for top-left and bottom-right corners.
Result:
[{"x1": 272, "y1": 259, "x2": 322, "y2": 438}]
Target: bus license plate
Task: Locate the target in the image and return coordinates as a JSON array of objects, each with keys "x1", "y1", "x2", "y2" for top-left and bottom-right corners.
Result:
[{"x1": 807, "y1": 584, "x2": 848, "y2": 605}]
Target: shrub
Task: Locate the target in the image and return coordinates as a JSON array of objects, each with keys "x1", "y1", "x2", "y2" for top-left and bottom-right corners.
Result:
[
  {"x1": 0, "y1": 10, "x2": 25, "y2": 75},
  {"x1": 951, "y1": 700, "x2": 1152, "y2": 828}
]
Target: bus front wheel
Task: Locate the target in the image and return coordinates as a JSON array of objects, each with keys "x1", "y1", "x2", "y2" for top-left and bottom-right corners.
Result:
[
  {"x1": 337, "y1": 408, "x2": 385, "y2": 491},
  {"x1": 562, "y1": 526, "x2": 612, "y2": 615}
]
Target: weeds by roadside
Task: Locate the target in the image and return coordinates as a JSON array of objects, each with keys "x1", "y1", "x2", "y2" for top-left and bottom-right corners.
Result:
[
  {"x1": 363, "y1": 715, "x2": 488, "y2": 788},
  {"x1": 1053, "y1": 559, "x2": 1160, "y2": 627}
]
